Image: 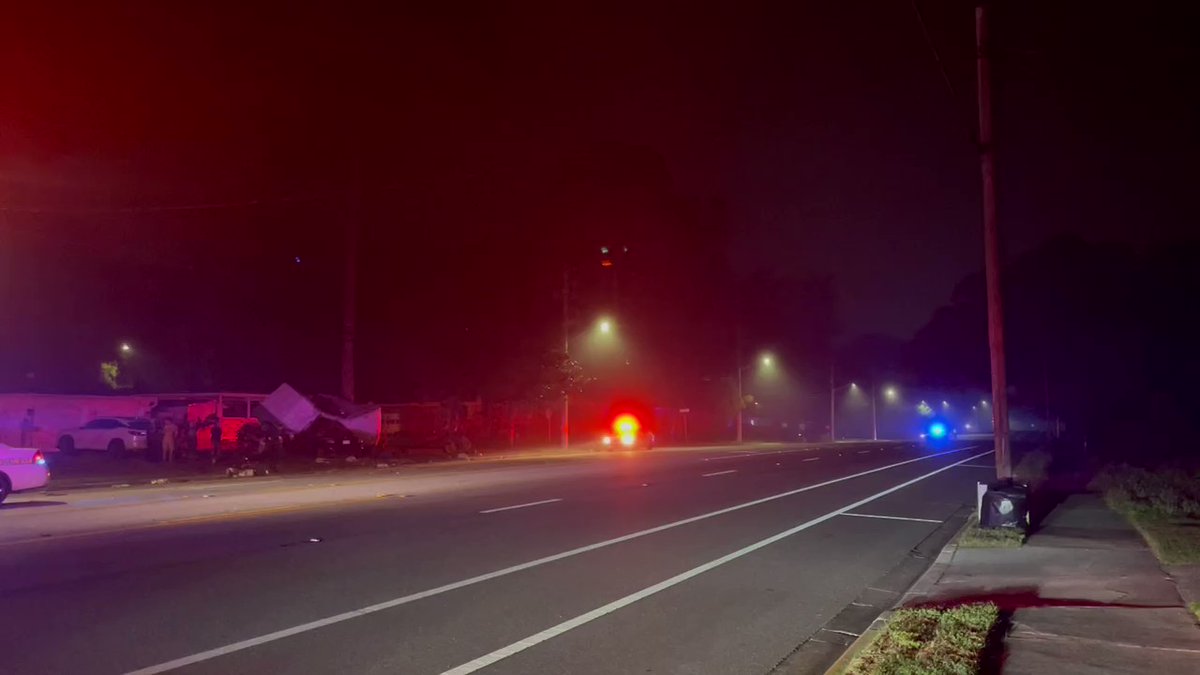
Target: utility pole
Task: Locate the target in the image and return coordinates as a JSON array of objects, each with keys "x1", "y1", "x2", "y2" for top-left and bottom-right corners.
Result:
[
  {"x1": 829, "y1": 362, "x2": 836, "y2": 442},
  {"x1": 562, "y1": 268, "x2": 570, "y2": 449},
  {"x1": 976, "y1": 3, "x2": 1011, "y2": 479},
  {"x1": 735, "y1": 333, "x2": 744, "y2": 443},
  {"x1": 871, "y1": 382, "x2": 879, "y2": 441},
  {"x1": 341, "y1": 199, "x2": 358, "y2": 403}
]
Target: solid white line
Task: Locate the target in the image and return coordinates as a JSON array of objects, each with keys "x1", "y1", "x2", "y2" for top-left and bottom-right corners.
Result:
[
  {"x1": 121, "y1": 446, "x2": 977, "y2": 675},
  {"x1": 701, "y1": 470, "x2": 737, "y2": 477},
  {"x1": 839, "y1": 512, "x2": 943, "y2": 524},
  {"x1": 440, "y1": 449, "x2": 995, "y2": 675},
  {"x1": 802, "y1": 457, "x2": 820, "y2": 463},
  {"x1": 478, "y1": 498, "x2": 563, "y2": 514}
]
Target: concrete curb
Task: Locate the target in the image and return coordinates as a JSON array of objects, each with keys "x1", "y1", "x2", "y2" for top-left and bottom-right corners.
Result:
[{"x1": 821, "y1": 518, "x2": 969, "y2": 674}]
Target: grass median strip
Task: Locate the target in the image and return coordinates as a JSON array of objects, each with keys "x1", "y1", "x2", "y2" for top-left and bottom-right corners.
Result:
[{"x1": 844, "y1": 603, "x2": 999, "y2": 675}]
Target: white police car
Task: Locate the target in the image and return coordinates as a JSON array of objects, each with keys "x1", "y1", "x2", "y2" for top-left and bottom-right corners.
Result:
[{"x1": 0, "y1": 443, "x2": 50, "y2": 504}]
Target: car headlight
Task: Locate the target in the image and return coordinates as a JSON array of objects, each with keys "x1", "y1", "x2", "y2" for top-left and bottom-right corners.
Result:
[{"x1": 602, "y1": 435, "x2": 612, "y2": 446}]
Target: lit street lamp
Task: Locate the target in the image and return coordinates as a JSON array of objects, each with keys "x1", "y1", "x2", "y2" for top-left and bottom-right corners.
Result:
[
  {"x1": 562, "y1": 311, "x2": 618, "y2": 449},
  {"x1": 736, "y1": 352, "x2": 775, "y2": 443},
  {"x1": 120, "y1": 342, "x2": 132, "y2": 354},
  {"x1": 829, "y1": 379, "x2": 858, "y2": 442}
]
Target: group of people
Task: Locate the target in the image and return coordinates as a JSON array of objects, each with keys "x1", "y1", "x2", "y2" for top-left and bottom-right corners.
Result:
[{"x1": 154, "y1": 416, "x2": 223, "y2": 463}]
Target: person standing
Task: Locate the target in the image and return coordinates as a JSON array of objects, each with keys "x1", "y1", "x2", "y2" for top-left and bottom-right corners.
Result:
[
  {"x1": 20, "y1": 409, "x2": 36, "y2": 447},
  {"x1": 178, "y1": 417, "x2": 193, "y2": 459},
  {"x1": 209, "y1": 418, "x2": 223, "y2": 465},
  {"x1": 162, "y1": 418, "x2": 179, "y2": 463}
]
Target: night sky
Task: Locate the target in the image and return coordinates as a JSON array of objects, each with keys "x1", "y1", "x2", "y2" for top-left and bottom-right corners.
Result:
[{"x1": 2, "y1": 1, "x2": 1196, "y2": 398}]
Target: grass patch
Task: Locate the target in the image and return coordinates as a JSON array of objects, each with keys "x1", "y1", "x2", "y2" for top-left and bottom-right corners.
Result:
[
  {"x1": 846, "y1": 603, "x2": 999, "y2": 675},
  {"x1": 1111, "y1": 503, "x2": 1200, "y2": 565},
  {"x1": 1097, "y1": 465, "x2": 1200, "y2": 565},
  {"x1": 1190, "y1": 602, "x2": 1200, "y2": 623},
  {"x1": 958, "y1": 514, "x2": 1026, "y2": 549}
]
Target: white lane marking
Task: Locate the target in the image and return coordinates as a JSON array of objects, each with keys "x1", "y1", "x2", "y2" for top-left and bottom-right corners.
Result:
[
  {"x1": 701, "y1": 470, "x2": 737, "y2": 478},
  {"x1": 802, "y1": 457, "x2": 821, "y2": 463},
  {"x1": 839, "y1": 512, "x2": 943, "y2": 524},
  {"x1": 704, "y1": 448, "x2": 813, "y2": 462},
  {"x1": 955, "y1": 464, "x2": 994, "y2": 469},
  {"x1": 120, "y1": 446, "x2": 975, "y2": 675},
  {"x1": 857, "y1": 450, "x2": 871, "y2": 454},
  {"x1": 478, "y1": 499, "x2": 563, "y2": 514},
  {"x1": 439, "y1": 449, "x2": 994, "y2": 675}
]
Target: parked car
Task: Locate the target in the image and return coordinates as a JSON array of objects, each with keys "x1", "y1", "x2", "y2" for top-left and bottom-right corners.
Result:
[
  {"x1": 0, "y1": 444, "x2": 49, "y2": 504},
  {"x1": 57, "y1": 417, "x2": 151, "y2": 456}
]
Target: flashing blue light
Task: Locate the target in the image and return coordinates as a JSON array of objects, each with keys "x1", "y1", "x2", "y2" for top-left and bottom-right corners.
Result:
[{"x1": 929, "y1": 422, "x2": 948, "y2": 439}]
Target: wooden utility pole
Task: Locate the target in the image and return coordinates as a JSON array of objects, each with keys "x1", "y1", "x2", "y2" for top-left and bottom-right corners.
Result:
[{"x1": 976, "y1": 3, "x2": 1011, "y2": 478}]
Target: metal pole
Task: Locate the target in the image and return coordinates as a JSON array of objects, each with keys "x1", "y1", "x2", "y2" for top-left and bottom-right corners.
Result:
[
  {"x1": 976, "y1": 3, "x2": 1011, "y2": 479},
  {"x1": 871, "y1": 382, "x2": 878, "y2": 441},
  {"x1": 562, "y1": 268, "x2": 570, "y2": 449},
  {"x1": 736, "y1": 365, "x2": 744, "y2": 443},
  {"x1": 341, "y1": 199, "x2": 358, "y2": 403},
  {"x1": 829, "y1": 362, "x2": 836, "y2": 442}
]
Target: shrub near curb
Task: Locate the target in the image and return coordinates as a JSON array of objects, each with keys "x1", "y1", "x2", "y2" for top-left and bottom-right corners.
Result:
[{"x1": 846, "y1": 603, "x2": 999, "y2": 675}]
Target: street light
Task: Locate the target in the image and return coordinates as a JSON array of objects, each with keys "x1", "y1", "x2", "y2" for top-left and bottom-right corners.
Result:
[
  {"x1": 120, "y1": 342, "x2": 132, "y2": 353},
  {"x1": 829, "y1": 379, "x2": 860, "y2": 442},
  {"x1": 736, "y1": 352, "x2": 776, "y2": 443},
  {"x1": 884, "y1": 386, "x2": 898, "y2": 401},
  {"x1": 562, "y1": 312, "x2": 620, "y2": 449}
]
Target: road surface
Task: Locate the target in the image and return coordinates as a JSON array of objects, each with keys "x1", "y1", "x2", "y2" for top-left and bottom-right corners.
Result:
[{"x1": 0, "y1": 442, "x2": 994, "y2": 674}]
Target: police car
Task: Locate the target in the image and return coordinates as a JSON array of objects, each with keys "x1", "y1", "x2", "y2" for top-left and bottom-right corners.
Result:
[
  {"x1": 0, "y1": 443, "x2": 50, "y2": 504},
  {"x1": 600, "y1": 413, "x2": 656, "y2": 451}
]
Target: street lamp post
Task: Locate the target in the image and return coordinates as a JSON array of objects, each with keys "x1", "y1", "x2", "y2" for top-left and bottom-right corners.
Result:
[
  {"x1": 829, "y1": 372, "x2": 859, "y2": 442},
  {"x1": 736, "y1": 352, "x2": 774, "y2": 443},
  {"x1": 736, "y1": 358, "x2": 744, "y2": 443},
  {"x1": 871, "y1": 383, "x2": 878, "y2": 442},
  {"x1": 562, "y1": 269, "x2": 570, "y2": 449},
  {"x1": 829, "y1": 364, "x2": 836, "y2": 442}
]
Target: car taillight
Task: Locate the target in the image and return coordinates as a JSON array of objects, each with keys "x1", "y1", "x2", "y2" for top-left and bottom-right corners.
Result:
[{"x1": 33, "y1": 450, "x2": 46, "y2": 466}]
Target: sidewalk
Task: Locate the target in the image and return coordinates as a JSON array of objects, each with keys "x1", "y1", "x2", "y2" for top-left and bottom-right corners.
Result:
[{"x1": 909, "y1": 493, "x2": 1200, "y2": 673}]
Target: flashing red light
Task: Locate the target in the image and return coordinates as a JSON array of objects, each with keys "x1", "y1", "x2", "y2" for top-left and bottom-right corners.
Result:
[
  {"x1": 612, "y1": 414, "x2": 640, "y2": 446},
  {"x1": 33, "y1": 450, "x2": 46, "y2": 466}
]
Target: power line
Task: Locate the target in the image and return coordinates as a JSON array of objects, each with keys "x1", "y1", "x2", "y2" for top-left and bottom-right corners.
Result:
[
  {"x1": 909, "y1": 0, "x2": 959, "y2": 102},
  {"x1": 907, "y1": 0, "x2": 976, "y2": 145}
]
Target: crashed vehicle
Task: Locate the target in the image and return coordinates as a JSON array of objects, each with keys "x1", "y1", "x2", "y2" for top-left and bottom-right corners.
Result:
[{"x1": 254, "y1": 384, "x2": 382, "y2": 459}]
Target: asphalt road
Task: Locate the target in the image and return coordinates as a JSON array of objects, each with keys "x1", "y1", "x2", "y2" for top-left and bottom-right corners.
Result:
[{"x1": 0, "y1": 441, "x2": 995, "y2": 675}]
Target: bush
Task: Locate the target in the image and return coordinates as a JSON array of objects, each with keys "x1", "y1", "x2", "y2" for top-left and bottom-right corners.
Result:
[
  {"x1": 1013, "y1": 449, "x2": 1052, "y2": 489},
  {"x1": 1096, "y1": 465, "x2": 1200, "y2": 519}
]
